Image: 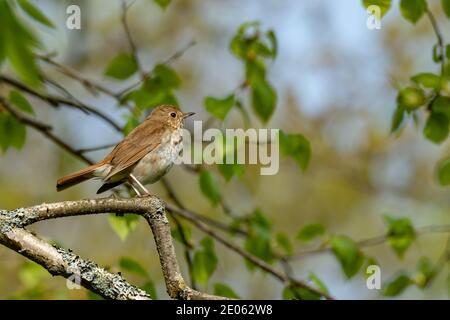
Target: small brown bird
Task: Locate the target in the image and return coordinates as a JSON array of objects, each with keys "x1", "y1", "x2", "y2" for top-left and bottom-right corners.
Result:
[{"x1": 56, "y1": 105, "x2": 195, "y2": 196}]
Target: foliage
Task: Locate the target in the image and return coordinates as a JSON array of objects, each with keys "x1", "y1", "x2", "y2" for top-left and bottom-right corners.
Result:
[
  {"x1": 384, "y1": 215, "x2": 416, "y2": 258},
  {"x1": 330, "y1": 235, "x2": 364, "y2": 278},
  {"x1": 118, "y1": 257, "x2": 158, "y2": 299},
  {"x1": 192, "y1": 237, "x2": 218, "y2": 286},
  {"x1": 104, "y1": 53, "x2": 138, "y2": 80},
  {"x1": 199, "y1": 170, "x2": 221, "y2": 206},
  {"x1": 213, "y1": 283, "x2": 240, "y2": 299},
  {"x1": 296, "y1": 223, "x2": 325, "y2": 242},
  {"x1": 108, "y1": 214, "x2": 140, "y2": 241},
  {"x1": 1, "y1": 0, "x2": 450, "y2": 300}
]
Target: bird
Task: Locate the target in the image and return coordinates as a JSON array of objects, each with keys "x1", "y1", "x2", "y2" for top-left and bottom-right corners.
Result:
[{"x1": 56, "y1": 105, "x2": 195, "y2": 196}]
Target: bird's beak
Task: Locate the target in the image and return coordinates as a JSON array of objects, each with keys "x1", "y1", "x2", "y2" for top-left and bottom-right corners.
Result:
[{"x1": 182, "y1": 112, "x2": 195, "y2": 119}]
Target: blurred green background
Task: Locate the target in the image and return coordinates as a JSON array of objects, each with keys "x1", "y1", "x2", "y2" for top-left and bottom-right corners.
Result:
[{"x1": 1, "y1": 0, "x2": 450, "y2": 299}]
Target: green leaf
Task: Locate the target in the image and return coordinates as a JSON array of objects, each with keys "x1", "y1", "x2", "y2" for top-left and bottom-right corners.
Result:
[
  {"x1": 199, "y1": 171, "x2": 221, "y2": 206},
  {"x1": 413, "y1": 257, "x2": 435, "y2": 288},
  {"x1": 362, "y1": 0, "x2": 392, "y2": 18},
  {"x1": 217, "y1": 163, "x2": 245, "y2": 181},
  {"x1": 108, "y1": 213, "x2": 139, "y2": 241},
  {"x1": 433, "y1": 44, "x2": 442, "y2": 63},
  {"x1": 431, "y1": 96, "x2": 450, "y2": 118},
  {"x1": 423, "y1": 113, "x2": 449, "y2": 144},
  {"x1": 276, "y1": 232, "x2": 293, "y2": 255},
  {"x1": 383, "y1": 274, "x2": 412, "y2": 296},
  {"x1": 7, "y1": 39, "x2": 41, "y2": 87},
  {"x1": 282, "y1": 286, "x2": 321, "y2": 300},
  {"x1": 230, "y1": 21, "x2": 260, "y2": 60},
  {"x1": 445, "y1": 63, "x2": 450, "y2": 78},
  {"x1": 330, "y1": 235, "x2": 364, "y2": 278},
  {"x1": 127, "y1": 68, "x2": 180, "y2": 110},
  {"x1": 154, "y1": 0, "x2": 171, "y2": 9},
  {"x1": 124, "y1": 89, "x2": 155, "y2": 110},
  {"x1": 391, "y1": 105, "x2": 405, "y2": 132},
  {"x1": 18, "y1": 0, "x2": 55, "y2": 28},
  {"x1": 205, "y1": 96, "x2": 233, "y2": 120},
  {"x1": 267, "y1": 30, "x2": 277, "y2": 58},
  {"x1": 0, "y1": 113, "x2": 26, "y2": 152},
  {"x1": 251, "y1": 77, "x2": 276, "y2": 123},
  {"x1": 192, "y1": 237, "x2": 218, "y2": 286},
  {"x1": 446, "y1": 44, "x2": 450, "y2": 60},
  {"x1": 443, "y1": 0, "x2": 450, "y2": 18},
  {"x1": 0, "y1": 1, "x2": 41, "y2": 86},
  {"x1": 152, "y1": 64, "x2": 181, "y2": 89},
  {"x1": 18, "y1": 261, "x2": 49, "y2": 289},
  {"x1": 104, "y1": 53, "x2": 137, "y2": 80},
  {"x1": 397, "y1": 87, "x2": 425, "y2": 111},
  {"x1": 204, "y1": 95, "x2": 235, "y2": 121},
  {"x1": 213, "y1": 283, "x2": 240, "y2": 299},
  {"x1": 384, "y1": 215, "x2": 416, "y2": 258},
  {"x1": 10, "y1": 118, "x2": 26, "y2": 150},
  {"x1": 141, "y1": 281, "x2": 158, "y2": 299},
  {"x1": 297, "y1": 223, "x2": 325, "y2": 242},
  {"x1": 411, "y1": 73, "x2": 441, "y2": 89},
  {"x1": 119, "y1": 257, "x2": 148, "y2": 277},
  {"x1": 216, "y1": 135, "x2": 245, "y2": 181},
  {"x1": 9, "y1": 90, "x2": 34, "y2": 114},
  {"x1": 399, "y1": 0, "x2": 427, "y2": 24},
  {"x1": 309, "y1": 273, "x2": 329, "y2": 295},
  {"x1": 363, "y1": 257, "x2": 379, "y2": 280},
  {"x1": 244, "y1": 210, "x2": 274, "y2": 268},
  {"x1": 126, "y1": 86, "x2": 178, "y2": 111},
  {"x1": 437, "y1": 157, "x2": 450, "y2": 185},
  {"x1": 123, "y1": 115, "x2": 140, "y2": 136},
  {"x1": 246, "y1": 59, "x2": 266, "y2": 84},
  {"x1": 171, "y1": 223, "x2": 193, "y2": 246},
  {"x1": 279, "y1": 130, "x2": 311, "y2": 170}
]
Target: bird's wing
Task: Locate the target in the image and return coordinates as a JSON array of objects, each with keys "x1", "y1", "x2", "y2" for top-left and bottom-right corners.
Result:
[{"x1": 104, "y1": 122, "x2": 167, "y2": 181}]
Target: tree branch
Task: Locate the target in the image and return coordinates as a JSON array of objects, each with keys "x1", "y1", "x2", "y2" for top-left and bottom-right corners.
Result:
[
  {"x1": 165, "y1": 203, "x2": 334, "y2": 300},
  {"x1": 288, "y1": 224, "x2": 450, "y2": 260},
  {"x1": 117, "y1": 40, "x2": 196, "y2": 98},
  {"x1": 121, "y1": 0, "x2": 145, "y2": 79},
  {"x1": 0, "y1": 228, "x2": 151, "y2": 300},
  {"x1": 0, "y1": 96, "x2": 93, "y2": 164},
  {"x1": 0, "y1": 75, "x2": 122, "y2": 131},
  {"x1": 0, "y1": 196, "x2": 228, "y2": 300}
]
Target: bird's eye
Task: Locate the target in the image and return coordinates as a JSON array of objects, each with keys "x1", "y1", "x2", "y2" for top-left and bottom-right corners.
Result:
[{"x1": 170, "y1": 112, "x2": 176, "y2": 118}]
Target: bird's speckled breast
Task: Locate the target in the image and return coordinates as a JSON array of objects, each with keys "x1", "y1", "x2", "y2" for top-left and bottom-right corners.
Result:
[{"x1": 131, "y1": 129, "x2": 183, "y2": 184}]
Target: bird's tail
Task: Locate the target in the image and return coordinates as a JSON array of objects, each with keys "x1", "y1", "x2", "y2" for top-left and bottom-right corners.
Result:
[{"x1": 56, "y1": 161, "x2": 107, "y2": 192}]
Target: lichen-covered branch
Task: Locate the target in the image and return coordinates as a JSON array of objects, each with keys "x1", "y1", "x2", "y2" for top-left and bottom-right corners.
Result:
[
  {"x1": 0, "y1": 226, "x2": 150, "y2": 300},
  {"x1": 0, "y1": 196, "x2": 228, "y2": 300}
]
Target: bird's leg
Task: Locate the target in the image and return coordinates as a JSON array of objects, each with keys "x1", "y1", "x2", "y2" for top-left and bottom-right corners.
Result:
[
  {"x1": 128, "y1": 181, "x2": 143, "y2": 197},
  {"x1": 129, "y1": 174, "x2": 151, "y2": 197}
]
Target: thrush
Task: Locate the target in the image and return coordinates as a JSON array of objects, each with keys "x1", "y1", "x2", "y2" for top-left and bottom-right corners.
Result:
[{"x1": 56, "y1": 105, "x2": 195, "y2": 196}]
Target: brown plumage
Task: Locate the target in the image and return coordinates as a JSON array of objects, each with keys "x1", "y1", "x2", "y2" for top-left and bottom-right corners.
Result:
[{"x1": 56, "y1": 105, "x2": 195, "y2": 195}]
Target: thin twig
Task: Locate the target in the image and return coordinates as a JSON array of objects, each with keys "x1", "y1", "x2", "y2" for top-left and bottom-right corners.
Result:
[
  {"x1": 161, "y1": 178, "x2": 197, "y2": 289},
  {"x1": 75, "y1": 142, "x2": 117, "y2": 153},
  {"x1": 0, "y1": 96, "x2": 93, "y2": 164},
  {"x1": 121, "y1": 0, "x2": 145, "y2": 79},
  {"x1": 166, "y1": 205, "x2": 333, "y2": 299},
  {"x1": 117, "y1": 40, "x2": 197, "y2": 98},
  {"x1": 426, "y1": 8, "x2": 446, "y2": 75},
  {"x1": 288, "y1": 224, "x2": 450, "y2": 260},
  {"x1": 38, "y1": 54, "x2": 117, "y2": 97},
  {"x1": 162, "y1": 39, "x2": 197, "y2": 65},
  {"x1": 0, "y1": 75, "x2": 122, "y2": 131}
]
